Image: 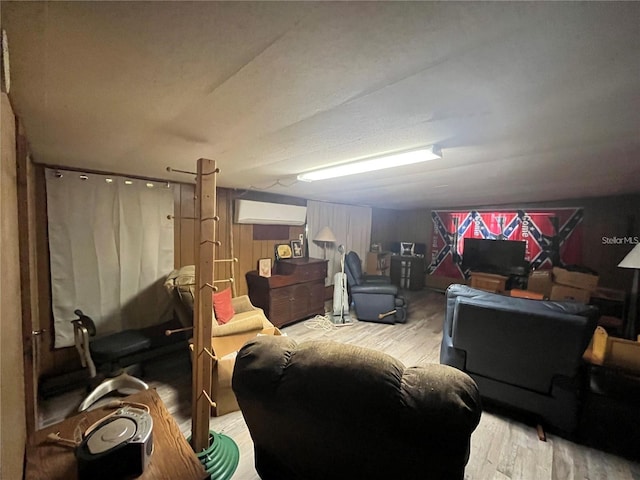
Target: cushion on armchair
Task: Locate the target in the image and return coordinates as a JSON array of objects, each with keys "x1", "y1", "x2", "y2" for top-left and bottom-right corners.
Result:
[
  {"x1": 213, "y1": 288, "x2": 235, "y2": 324},
  {"x1": 164, "y1": 265, "x2": 272, "y2": 330}
]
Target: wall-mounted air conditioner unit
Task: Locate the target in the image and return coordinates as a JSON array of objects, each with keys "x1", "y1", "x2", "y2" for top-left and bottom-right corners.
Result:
[{"x1": 234, "y1": 199, "x2": 307, "y2": 226}]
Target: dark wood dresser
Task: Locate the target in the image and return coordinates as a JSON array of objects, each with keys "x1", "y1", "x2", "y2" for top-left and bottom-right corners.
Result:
[{"x1": 246, "y1": 258, "x2": 328, "y2": 328}]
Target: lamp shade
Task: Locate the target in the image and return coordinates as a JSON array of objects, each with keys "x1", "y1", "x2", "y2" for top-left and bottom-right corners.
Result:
[
  {"x1": 618, "y1": 243, "x2": 640, "y2": 269},
  {"x1": 314, "y1": 226, "x2": 337, "y2": 243}
]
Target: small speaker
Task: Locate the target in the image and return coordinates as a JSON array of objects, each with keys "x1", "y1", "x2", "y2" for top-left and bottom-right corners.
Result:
[{"x1": 414, "y1": 243, "x2": 427, "y2": 255}]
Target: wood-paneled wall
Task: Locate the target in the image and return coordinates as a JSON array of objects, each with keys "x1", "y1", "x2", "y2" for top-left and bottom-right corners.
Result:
[
  {"x1": 371, "y1": 207, "x2": 430, "y2": 250},
  {"x1": 173, "y1": 183, "x2": 304, "y2": 297},
  {"x1": 372, "y1": 197, "x2": 640, "y2": 293},
  {"x1": 38, "y1": 179, "x2": 304, "y2": 377},
  {"x1": 1, "y1": 93, "x2": 27, "y2": 480},
  {"x1": 16, "y1": 120, "x2": 41, "y2": 436},
  {"x1": 31, "y1": 165, "x2": 639, "y2": 379}
]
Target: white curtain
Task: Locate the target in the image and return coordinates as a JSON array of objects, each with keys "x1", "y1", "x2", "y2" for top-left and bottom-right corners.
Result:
[
  {"x1": 46, "y1": 169, "x2": 175, "y2": 348},
  {"x1": 307, "y1": 200, "x2": 372, "y2": 285}
]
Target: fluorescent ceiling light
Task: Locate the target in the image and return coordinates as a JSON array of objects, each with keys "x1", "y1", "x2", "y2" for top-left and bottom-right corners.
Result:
[{"x1": 297, "y1": 145, "x2": 442, "y2": 182}]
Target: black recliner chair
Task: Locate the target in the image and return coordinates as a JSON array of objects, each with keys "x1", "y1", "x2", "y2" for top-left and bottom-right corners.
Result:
[
  {"x1": 441, "y1": 284, "x2": 598, "y2": 434},
  {"x1": 344, "y1": 251, "x2": 407, "y2": 324}
]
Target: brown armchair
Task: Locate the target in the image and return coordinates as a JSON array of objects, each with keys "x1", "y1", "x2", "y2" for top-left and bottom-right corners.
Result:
[
  {"x1": 233, "y1": 336, "x2": 481, "y2": 480},
  {"x1": 164, "y1": 265, "x2": 278, "y2": 415}
]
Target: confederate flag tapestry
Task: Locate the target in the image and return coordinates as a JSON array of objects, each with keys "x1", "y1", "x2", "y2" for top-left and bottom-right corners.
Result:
[{"x1": 428, "y1": 208, "x2": 583, "y2": 279}]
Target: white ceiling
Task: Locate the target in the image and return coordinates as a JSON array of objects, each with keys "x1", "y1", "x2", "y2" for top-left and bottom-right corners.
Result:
[{"x1": 2, "y1": 1, "x2": 639, "y2": 209}]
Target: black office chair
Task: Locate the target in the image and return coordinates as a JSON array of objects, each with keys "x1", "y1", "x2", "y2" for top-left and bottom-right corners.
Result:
[
  {"x1": 344, "y1": 252, "x2": 407, "y2": 324},
  {"x1": 71, "y1": 310, "x2": 151, "y2": 410}
]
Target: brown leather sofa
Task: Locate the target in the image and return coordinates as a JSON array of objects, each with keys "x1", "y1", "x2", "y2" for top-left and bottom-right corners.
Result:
[{"x1": 233, "y1": 335, "x2": 482, "y2": 480}]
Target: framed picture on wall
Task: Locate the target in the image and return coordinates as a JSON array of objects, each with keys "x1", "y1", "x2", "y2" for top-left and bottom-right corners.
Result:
[
  {"x1": 275, "y1": 243, "x2": 292, "y2": 261},
  {"x1": 291, "y1": 240, "x2": 303, "y2": 258},
  {"x1": 258, "y1": 258, "x2": 272, "y2": 277}
]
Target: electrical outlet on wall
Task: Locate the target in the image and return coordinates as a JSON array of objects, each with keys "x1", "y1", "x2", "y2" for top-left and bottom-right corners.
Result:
[{"x1": 299, "y1": 233, "x2": 304, "y2": 245}]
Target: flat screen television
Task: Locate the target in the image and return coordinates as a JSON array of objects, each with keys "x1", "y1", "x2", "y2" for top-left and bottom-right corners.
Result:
[{"x1": 462, "y1": 238, "x2": 528, "y2": 276}]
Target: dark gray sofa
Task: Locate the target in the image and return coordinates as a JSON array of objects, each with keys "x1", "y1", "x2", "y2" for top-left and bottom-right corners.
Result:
[
  {"x1": 440, "y1": 284, "x2": 598, "y2": 434},
  {"x1": 233, "y1": 335, "x2": 481, "y2": 480}
]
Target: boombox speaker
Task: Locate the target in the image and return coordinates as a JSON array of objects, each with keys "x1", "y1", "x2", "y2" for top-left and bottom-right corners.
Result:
[{"x1": 75, "y1": 406, "x2": 153, "y2": 480}]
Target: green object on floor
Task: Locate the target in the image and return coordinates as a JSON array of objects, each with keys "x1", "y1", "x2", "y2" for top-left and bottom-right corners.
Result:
[{"x1": 189, "y1": 430, "x2": 239, "y2": 480}]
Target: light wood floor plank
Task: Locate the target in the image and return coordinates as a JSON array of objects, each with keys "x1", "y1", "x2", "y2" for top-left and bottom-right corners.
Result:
[{"x1": 39, "y1": 289, "x2": 639, "y2": 479}]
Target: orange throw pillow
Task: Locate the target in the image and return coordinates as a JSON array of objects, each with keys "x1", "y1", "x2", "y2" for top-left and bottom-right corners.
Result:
[{"x1": 213, "y1": 288, "x2": 235, "y2": 325}]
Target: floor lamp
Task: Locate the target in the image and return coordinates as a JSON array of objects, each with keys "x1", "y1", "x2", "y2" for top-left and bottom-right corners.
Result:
[
  {"x1": 619, "y1": 243, "x2": 640, "y2": 340},
  {"x1": 314, "y1": 226, "x2": 336, "y2": 259}
]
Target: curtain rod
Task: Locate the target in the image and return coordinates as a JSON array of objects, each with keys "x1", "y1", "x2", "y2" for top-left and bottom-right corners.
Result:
[{"x1": 39, "y1": 162, "x2": 190, "y2": 186}]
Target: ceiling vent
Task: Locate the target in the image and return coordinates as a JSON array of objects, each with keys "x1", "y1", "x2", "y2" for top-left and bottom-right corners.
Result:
[{"x1": 234, "y1": 199, "x2": 307, "y2": 226}]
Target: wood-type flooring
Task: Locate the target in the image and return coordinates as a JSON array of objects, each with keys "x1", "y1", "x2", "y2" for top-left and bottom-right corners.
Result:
[{"x1": 40, "y1": 289, "x2": 640, "y2": 479}]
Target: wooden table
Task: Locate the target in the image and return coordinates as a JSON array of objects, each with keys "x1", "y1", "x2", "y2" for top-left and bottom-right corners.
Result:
[
  {"x1": 25, "y1": 389, "x2": 207, "y2": 480},
  {"x1": 468, "y1": 272, "x2": 508, "y2": 293},
  {"x1": 580, "y1": 347, "x2": 640, "y2": 460},
  {"x1": 590, "y1": 286, "x2": 626, "y2": 335}
]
